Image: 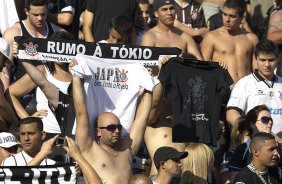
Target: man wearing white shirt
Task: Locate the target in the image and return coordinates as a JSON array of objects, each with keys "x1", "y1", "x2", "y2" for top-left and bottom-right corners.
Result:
[
  {"x1": 226, "y1": 40, "x2": 282, "y2": 134},
  {"x1": 1, "y1": 117, "x2": 55, "y2": 166}
]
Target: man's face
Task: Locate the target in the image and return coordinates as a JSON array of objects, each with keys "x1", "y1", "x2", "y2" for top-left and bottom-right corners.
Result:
[
  {"x1": 255, "y1": 110, "x2": 273, "y2": 133},
  {"x1": 97, "y1": 115, "x2": 122, "y2": 147},
  {"x1": 222, "y1": 7, "x2": 242, "y2": 31},
  {"x1": 256, "y1": 53, "x2": 277, "y2": 80},
  {"x1": 155, "y1": 4, "x2": 175, "y2": 26},
  {"x1": 257, "y1": 139, "x2": 280, "y2": 167},
  {"x1": 108, "y1": 28, "x2": 127, "y2": 44},
  {"x1": 139, "y1": 3, "x2": 150, "y2": 24},
  {"x1": 0, "y1": 146, "x2": 18, "y2": 163},
  {"x1": 25, "y1": 5, "x2": 47, "y2": 29},
  {"x1": 164, "y1": 158, "x2": 182, "y2": 177},
  {"x1": 20, "y1": 123, "x2": 44, "y2": 155}
]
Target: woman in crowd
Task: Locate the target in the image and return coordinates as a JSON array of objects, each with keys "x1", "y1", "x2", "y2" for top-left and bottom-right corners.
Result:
[
  {"x1": 222, "y1": 104, "x2": 275, "y2": 183},
  {"x1": 181, "y1": 143, "x2": 215, "y2": 184},
  {"x1": 8, "y1": 31, "x2": 73, "y2": 140}
]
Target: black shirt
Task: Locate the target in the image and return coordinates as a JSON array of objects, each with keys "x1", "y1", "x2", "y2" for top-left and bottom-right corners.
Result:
[
  {"x1": 234, "y1": 165, "x2": 281, "y2": 184},
  {"x1": 85, "y1": 0, "x2": 142, "y2": 42},
  {"x1": 49, "y1": 90, "x2": 75, "y2": 139},
  {"x1": 159, "y1": 58, "x2": 232, "y2": 145}
]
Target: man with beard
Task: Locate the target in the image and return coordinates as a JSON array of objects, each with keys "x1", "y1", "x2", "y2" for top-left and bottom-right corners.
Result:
[
  {"x1": 2, "y1": 0, "x2": 62, "y2": 86},
  {"x1": 73, "y1": 70, "x2": 152, "y2": 184},
  {"x1": 234, "y1": 132, "x2": 281, "y2": 184}
]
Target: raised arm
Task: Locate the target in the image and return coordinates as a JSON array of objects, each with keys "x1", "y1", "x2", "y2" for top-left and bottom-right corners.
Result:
[
  {"x1": 21, "y1": 60, "x2": 59, "y2": 108},
  {"x1": 27, "y1": 135, "x2": 58, "y2": 166},
  {"x1": 83, "y1": 10, "x2": 95, "y2": 42},
  {"x1": 63, "y1": 136, "x2": 102, "y2": 184},
  {"x1": 72, "y1": 73, "x2": 94, "y2": 152},
  {"x1": 128, "y1": 90, "x2": 152, "y2": 156},
  {"x1": 7, "y1": 73, "x2": 39, "y2": 118},
  {"x1": 48, "y1": 11, "x2": 74, "y2": 26},
  {"x1": 147, "y1": 83, "x2": 163, "y2": 125}
]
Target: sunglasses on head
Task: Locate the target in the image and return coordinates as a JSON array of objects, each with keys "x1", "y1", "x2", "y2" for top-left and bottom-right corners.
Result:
[
  {"x1": 257, "y1": 116, "x2": 273, "y2": 124},
  {"x1": 98, "y1": 124, "x2": 122, "y2": 132}
]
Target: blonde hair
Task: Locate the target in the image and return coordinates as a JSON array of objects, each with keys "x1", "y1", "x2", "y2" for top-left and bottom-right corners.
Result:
[{"x1": 181, "y1": 143, "x2": 214, "y2": 184}]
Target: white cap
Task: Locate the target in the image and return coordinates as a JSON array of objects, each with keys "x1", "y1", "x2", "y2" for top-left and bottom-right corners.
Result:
[
  {"x1": 0, "y1": 38, "x2": 13, "y2": 65},
  {"x1": 0, "y1": 132, "x2": 20, "y2": 148}
]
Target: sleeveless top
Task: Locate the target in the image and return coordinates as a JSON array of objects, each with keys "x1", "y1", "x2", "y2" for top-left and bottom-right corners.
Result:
[
  {"x1": 36, "y1": 66, "x2": 70, "y2": 134},
  {"x1": 15, "y1": 21, "x2": 56, "y2": 115},
  {"x1": 13, "y1": 21, "x2": 55, "y2": 82}
]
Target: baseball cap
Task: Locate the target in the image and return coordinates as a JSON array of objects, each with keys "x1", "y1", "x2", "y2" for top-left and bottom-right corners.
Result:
[
  {"x1": 153, "y1": 0, "x2": 175, "y2": 11},
  {"x1": 0, "y1": 132, "x2": 20, "y2": 148},
  {"x1": 0, "y1": 38, "x2": 13, "y2": 65},
  {"x1": 154, "y1": 146, "x2": 188, "y2": 168}
]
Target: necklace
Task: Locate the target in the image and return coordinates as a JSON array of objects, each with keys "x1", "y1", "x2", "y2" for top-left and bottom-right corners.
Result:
[
  {"x1": 248, "y1": 163, "x2": 272, "y2": 184},
  {"x1": 100, "y1": 145, "x2": 119, "y2": 157}
]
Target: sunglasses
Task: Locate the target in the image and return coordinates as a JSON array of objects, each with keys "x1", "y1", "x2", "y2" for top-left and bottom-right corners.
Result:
[
  {"x1": 257, "y1": 116, "x2": 273, "y2": 124},
  {"x1": 98, "y1": 124, "x2": 122, "y2": 132}
]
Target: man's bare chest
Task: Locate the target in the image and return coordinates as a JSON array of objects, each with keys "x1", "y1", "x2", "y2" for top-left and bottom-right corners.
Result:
[{"x1": 213, "y1": 37, "x2": 253, "y2": 55}]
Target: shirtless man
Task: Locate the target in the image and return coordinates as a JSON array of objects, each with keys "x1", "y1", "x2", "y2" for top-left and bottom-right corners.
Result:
[
  {"x1": 141, "y1": 0, "x2": 203, "y2": 60},
  {"x1": 73, "y1": 66, "x2": 152, "y2": 183},
  {"x1": 201, "y1": 0, "x2": 258, "y2": 84},
  {"x1": 141, "y1": 0, "x2": 192, "y2": 180},
  {"x1": 2, "y1": 0, "x2": 62, "y2": 83}
]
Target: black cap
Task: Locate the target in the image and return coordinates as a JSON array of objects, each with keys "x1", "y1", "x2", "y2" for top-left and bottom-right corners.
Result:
[
  {"x1": 153, "y1": 0, "x2": 175, "y2": 11},
  {"x1": 153, "y1": 146, "x2": 188, "y2": 168}
]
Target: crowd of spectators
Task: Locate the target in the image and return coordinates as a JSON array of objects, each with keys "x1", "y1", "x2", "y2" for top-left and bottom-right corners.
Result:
[{"x1": 1, "y1": 0, "x2": 282, "y2": 183}]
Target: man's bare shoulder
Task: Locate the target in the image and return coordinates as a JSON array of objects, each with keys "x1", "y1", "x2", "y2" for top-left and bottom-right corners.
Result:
[
  {"x1": 143, "y1": 28, "x2": 157, "y2": 38},
  {"x1": 244, "y1": 32, "x2": 259, "y2": 44},
  {"x1": 141, "y1": 28, "x2": 158, "y2": 46},
  {"x1": 202, "y1": 28, "x2": 222, "y2": 41},
  {"x1": 2, "y1": 23, "x2": 21, "y2": 43},
  {"x1": 3, "y1": 23, "x2": 21, "y2": 36}
]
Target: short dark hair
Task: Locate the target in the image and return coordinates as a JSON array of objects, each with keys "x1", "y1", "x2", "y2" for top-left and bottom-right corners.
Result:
[
  {"x1": 254, "y1": 39, "x2": 279, "y2": 59},
  {"x1": 239, "y1": 105, "x2": 270, "y2": 136},
  {"x1": 138, "y1": 0, "x2": 149, "y2": 4},
  {"x1": 20, "y1": 117, "x2": 44, "y2": 132},
  {"x1": 25, "y1": 0, "x2": 47, "y2": 10},
  {"x1": 50, "y1": 31, "x2": 75, "y2": 41},
  {"x1": 250, "y1": 132, "x2": 275, "y2": 152},
  {"x1": 110, "y1": 15, "x2": 133, "y2": 37},
  {"x1": 45, "y1": 31, "x2": 75, "y2": 75},
  {"x1": 223, "y1": 0, "x2": 246, "y2": 17}
]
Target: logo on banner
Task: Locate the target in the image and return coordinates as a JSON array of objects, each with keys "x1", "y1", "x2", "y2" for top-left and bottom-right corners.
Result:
[
  {"x1": 94, "y1": 67, "x2": 129, "y2": 90},
  {"x1": 119, "y1": 69, "x2": 128, "y2": 83},
  {"x1": 23, "y1": 42, "x2": 38, "y2": 56}
]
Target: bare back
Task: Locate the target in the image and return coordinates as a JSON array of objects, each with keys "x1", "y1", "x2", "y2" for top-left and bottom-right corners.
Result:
[
  {"x1": 144, "y1": 91, "x2": 187, "y2": 176},
  {"x1": 201, "y1": 27, "x2": 258, "y2": 83},
  {"x1": 144, "y1": 120, "x2": 187, "y2": 176}
]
